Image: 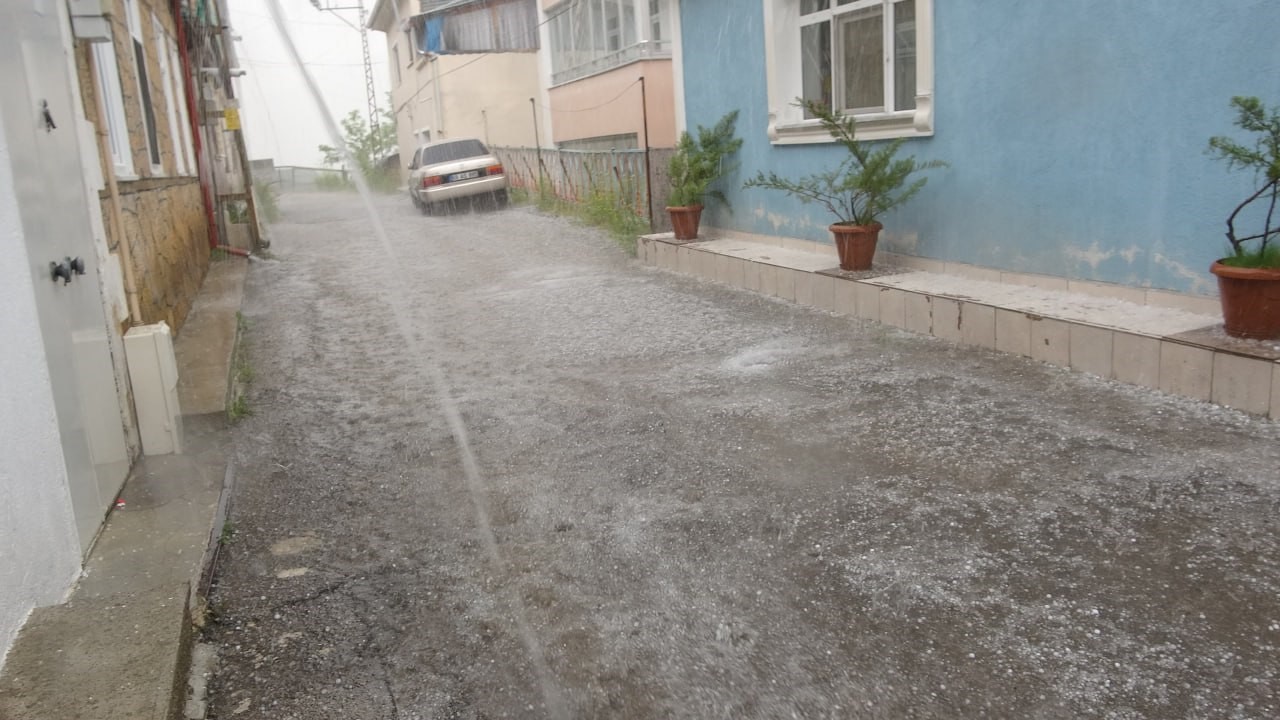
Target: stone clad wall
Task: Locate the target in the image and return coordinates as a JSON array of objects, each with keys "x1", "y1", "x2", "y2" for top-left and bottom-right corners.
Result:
[
  {"x1": 75, "y1": 0, "x2": 214, "y2": 335},
  {"x1": 103, "y1": 178, "x2": 210, "y2": 332}
]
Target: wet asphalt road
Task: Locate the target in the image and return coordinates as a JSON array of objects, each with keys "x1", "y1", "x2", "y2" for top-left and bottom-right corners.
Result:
[{"x1": 206, "y1": 191, "x2": 1280, "y2": 719}]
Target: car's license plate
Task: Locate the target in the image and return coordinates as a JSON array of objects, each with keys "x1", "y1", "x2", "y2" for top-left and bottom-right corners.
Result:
[{"x1": 449, "y1": 170, "x2": 480, "y2": 182}]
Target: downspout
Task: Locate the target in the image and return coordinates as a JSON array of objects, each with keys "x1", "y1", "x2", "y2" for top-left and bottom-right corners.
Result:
[
  {"x1": 432, "y1": 53, "x2": 444, "y2": 138},
  {"x1": 172, "y1": 0, "x2": 221, "y2": 250},
  {"x1": 639, "y1": 75, "x2": 652, "y2": 229},
  {"x1": 85, "y1": 43, "x2": 143, "y2": 326}
]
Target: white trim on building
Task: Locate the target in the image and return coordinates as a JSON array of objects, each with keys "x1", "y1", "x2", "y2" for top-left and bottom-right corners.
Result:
[
  {"x1": 764, "y1": 0, "x2": 933, "y2": 143},
  {"x1": 91, "y1": 32, "x2": 135, "y2": 179}
]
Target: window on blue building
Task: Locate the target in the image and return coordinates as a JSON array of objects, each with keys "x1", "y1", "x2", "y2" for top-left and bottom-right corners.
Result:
[
  {"x1": 800, "y1": 0, "x2": 915, "y2": 116},
  {"x1": 767, "y1": 0, "x2": 932, "y2": 142}
]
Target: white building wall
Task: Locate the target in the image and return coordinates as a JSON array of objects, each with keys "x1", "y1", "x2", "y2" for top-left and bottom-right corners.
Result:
[{"x1": 0, "y1": 112, "x2": 83, "y2": 668}]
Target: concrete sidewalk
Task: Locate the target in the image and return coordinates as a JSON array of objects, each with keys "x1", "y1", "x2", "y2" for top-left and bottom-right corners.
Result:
[
  {"x1": 639, "y1": 231, "x2": 1280, "y2": 420},
  {"x1": 0, "y1": 256, "x2": 248, "y2": 720}
]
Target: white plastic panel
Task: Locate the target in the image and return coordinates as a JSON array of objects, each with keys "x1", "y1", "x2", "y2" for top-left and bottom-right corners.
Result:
[{"x1": 124, "y1": 322, "x2": 183, "y2": 455}]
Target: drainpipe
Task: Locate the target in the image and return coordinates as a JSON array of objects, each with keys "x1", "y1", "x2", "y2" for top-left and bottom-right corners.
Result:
[
  {"x1": 530, "y1": 97, "x2": 544, "y2": 189},
  {"x1": 432, "y1": 53, "x2": 444, "y2": 137},
  {"x1": 85, "y1": 44, "x2": 143, "y2": 326},
  {"x1": 639, "y1": 75, "x2": 652, "y2": 229},
  {"x1": 172, "y1": 0, "x2": 221, "y2": 250}
]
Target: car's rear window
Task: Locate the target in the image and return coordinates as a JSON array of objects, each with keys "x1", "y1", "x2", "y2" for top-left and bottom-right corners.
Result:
[{"x1": 421, "y1": 140, "x2": 489, "y2": 165}]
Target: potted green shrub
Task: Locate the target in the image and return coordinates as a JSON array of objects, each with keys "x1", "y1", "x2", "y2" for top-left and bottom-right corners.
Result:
[
  {"x1": 1207, "y1": 96, "x2": 1280, "y2": 339},
  {"x1": 745, "y1": 100, "x2": 945, "y2": 271},
  {"x1": 666, "y1": 110, "x2": 743, "y2": 240}
]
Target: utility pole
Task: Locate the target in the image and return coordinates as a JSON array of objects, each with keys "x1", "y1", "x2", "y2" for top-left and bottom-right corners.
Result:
[{"x1": 310, "y1": 0, "x2": 379, "y2": 131}]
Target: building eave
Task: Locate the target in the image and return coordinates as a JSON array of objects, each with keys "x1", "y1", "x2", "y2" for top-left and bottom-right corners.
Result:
[{"x1": 367, "y1": 0, "x2": 395, "y2": 31}]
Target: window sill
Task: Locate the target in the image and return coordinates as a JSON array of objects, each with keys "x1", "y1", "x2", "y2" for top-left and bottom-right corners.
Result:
[{"x1": 768, "y1": 95, "x2": 934, "y2": 144}]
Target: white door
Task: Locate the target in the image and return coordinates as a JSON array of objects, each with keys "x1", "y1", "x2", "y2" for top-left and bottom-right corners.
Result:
[{"x1": 1, "y1": 1, "x2": 132, "y2": 553}]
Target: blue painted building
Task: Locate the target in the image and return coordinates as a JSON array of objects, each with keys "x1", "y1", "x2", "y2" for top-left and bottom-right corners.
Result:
[{"x1": 675, "y1": 0, "x2": 1280, "y2": 296}]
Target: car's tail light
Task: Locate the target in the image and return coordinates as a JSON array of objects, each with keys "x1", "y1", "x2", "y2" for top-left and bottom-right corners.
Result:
[
  {"x1": 486, "y1": 164, "x2": 504, "y2": 176},
  {"x1": 422, "y1": 175, "x2": 443, "y2": 187}
]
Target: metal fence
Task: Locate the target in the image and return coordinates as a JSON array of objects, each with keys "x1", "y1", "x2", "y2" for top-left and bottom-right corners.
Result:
[
  {"x1": 263, "y1": 165, "x2": 352, "y2": 193},
  {"x1": 492, "y1": 146, "x2": 676, "y2": 232}
]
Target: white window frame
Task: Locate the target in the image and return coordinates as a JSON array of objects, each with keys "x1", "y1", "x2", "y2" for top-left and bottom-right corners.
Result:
[
  {"x1": 648, "y1": 0, "x2": 663, "y2": 42},
  {"x1": 547, "y1": 0, "x2": 669, "y2": 86},
  {"x1": 764, "y1": 0, "x2": 933, "y2": 144},
  {"x1": 405, "y1": 21, "x2": 426, "y2": 65},
  {"x1": 166, "y1": 37, "x2": 196, "y2": 176},
  {"x1": 124, "y1": 0, "x2": 162, "y2": 173},
  {"x1": 91, "y1": 32, "x2": 135, "y2": 179},
  {"x1": 152, "y1": 13, "x2": 187, "y2": 176}
]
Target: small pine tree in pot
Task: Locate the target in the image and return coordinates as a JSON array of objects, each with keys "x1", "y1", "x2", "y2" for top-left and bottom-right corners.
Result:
[
  {"x1": 667, "y1": 110, "x2": 743, "y2": 240},
  {"x1": 1207, "y1": 96, "x2": 1280, "y2": 339},
  {"x1": 744, "y1": 99, "x2": 945, "y2": 271}
]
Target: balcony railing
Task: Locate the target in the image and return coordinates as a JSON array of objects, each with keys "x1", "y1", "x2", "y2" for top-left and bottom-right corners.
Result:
[{"x1": 551, "y1": 39, "x2": 671, "y2": 86}]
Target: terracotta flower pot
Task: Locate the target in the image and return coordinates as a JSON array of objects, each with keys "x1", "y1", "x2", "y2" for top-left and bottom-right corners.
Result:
[
  {"x1": 830, "y1": 222, "x2": 882, "y2": 271},
  {"x1": 1210, "y1": 260, "x2": 1280, "y2": 339},
  {"x1": 667, "y1": 205, "x2": 704, "y2": 241}
]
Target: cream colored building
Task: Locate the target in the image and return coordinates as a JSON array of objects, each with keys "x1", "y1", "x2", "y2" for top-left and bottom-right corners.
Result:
[{"x1": 368, "y1": 0, "x2": 542, "y2": 182}]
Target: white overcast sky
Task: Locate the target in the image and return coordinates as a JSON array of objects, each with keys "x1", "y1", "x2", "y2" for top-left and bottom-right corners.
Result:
[{"x1": 227, "y1": 0, "x2": 391, "y2": 168}]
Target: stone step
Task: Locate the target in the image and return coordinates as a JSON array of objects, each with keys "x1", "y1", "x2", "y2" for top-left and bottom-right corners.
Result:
[{"x1": 0, "y1": 586, "x2": 192, "y2": 720}]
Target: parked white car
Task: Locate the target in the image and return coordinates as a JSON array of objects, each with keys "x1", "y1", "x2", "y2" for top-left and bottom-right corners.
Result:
[{"x1": 407, "y1": 138, "x2": 508, "y2": 214}]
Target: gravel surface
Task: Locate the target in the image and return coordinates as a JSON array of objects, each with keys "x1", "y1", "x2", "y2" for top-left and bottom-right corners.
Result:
[{"x1": 205, "y1": 191, "x2": 1280, "y2": 719}]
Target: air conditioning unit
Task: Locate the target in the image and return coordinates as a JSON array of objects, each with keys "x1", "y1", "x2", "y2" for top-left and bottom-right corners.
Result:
[{"x1": 124, "y1": 322, "x2": 183, "y2": 455}]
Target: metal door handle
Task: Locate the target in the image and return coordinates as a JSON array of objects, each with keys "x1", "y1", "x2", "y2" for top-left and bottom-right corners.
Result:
[
  {"x1": 51, "y1": 260, "x2": 72, "y2": 285},
  {"x1": 50, "y1": 257, "x2": 84, "y2": 285}
]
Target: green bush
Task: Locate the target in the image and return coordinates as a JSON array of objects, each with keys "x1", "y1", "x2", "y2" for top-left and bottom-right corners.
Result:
[
  {"x1": 315, "y1": 171, "x2": 354, "y2": 191},
  {"x1": 668, "y1": 110, "x2": 743, "y2": 208},
  {"x1": 579, "y1": 185, "x2": 644, "y2": 256},
  {"x1": 253, "y1": 180, "x2": 280, "y2": 223},
  {"x1": 509, "y1": 186, "x2": 532, "y2": 205},
  {"x1": 518, "y1": 176, "x2": 646, "y2": 256},
  {"x1": 367, "y1": 167, "x2": 400, "y2": 194},
  {"x1": 1209, "y1": 96, "x2": 1280, "y2": 268},
  {"x1": 745, "y1": 99, "x2": 946, "y2": 227}
]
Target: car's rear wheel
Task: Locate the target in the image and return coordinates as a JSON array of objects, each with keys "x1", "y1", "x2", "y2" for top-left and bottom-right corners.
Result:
[{"x1": 494, "y1": 190, "x2": 508, "y2": 209}]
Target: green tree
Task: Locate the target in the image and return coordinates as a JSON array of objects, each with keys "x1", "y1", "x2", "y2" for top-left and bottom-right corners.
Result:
[
  {"x1": 318, "y1": 107, "x2": 398, "y2": 192},
  {"x1": 1208, "y1": 96, "x2": 1280, "y2": 267}
]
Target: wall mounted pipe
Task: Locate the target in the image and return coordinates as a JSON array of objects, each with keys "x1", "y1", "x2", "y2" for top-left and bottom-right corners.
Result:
[{"x1": 172, "y1": 0, "x2": 221, "y2": 250}]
